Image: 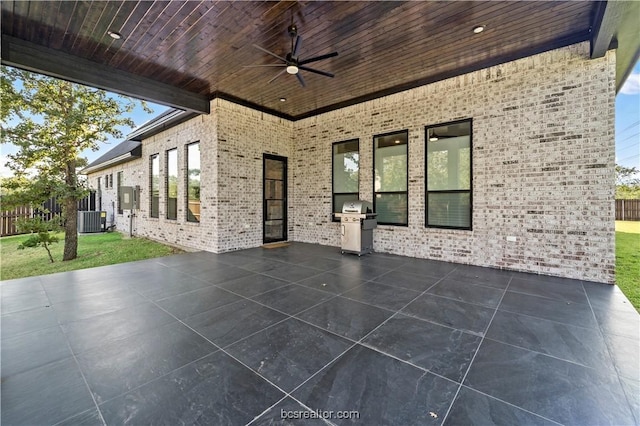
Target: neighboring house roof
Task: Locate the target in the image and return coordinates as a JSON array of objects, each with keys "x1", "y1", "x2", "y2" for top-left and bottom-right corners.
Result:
[
  {"x1": 128, "y1": 108, "x2": 197, "y2": 141},
  {"x1": 81, "y1": 140, "x2": 142, "y2": 175}
]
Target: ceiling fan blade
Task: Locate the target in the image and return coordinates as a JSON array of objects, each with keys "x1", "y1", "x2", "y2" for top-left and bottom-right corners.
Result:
[
  {"x1": 267, "y1": 69, "x2": 287, "y2": 84},
  {"x1": 299, "y1": 51, "x2": 338, "y2": 65},
  {"x1": 299, "y1": 66, "x2": 334, "y2": 78},
  {"x1": 253, "y1": 44, "x2": 287, "y2": 62},
  {"x1": 296, "y1": 72, "x2": 306, "y2": 87},
  {"x1": 292, "y1": 35, "x2": 302, "y2": 57},
  {"x1": 243, "y1": 64, "x2": 288, "y2": 68}
]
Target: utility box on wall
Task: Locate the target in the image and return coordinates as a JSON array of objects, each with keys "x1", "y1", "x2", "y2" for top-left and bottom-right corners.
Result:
[{"x1": 119, "y1": 186, "x2": 140, "y2": 210}]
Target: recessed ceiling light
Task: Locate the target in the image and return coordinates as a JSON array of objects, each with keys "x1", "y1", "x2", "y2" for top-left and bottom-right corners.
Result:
[
  {"x1": 107, "y1": 30, "x2": 122, "y2": 40},
  {"x1": 394, "y1": 140, "x2": 401, "y2": 144},
  {"x1": 279, "y1": 97, "x2": 286, "y2": 102},
  {"x1": 473, "y1": 25, "x2": 485, "y2": 34}
]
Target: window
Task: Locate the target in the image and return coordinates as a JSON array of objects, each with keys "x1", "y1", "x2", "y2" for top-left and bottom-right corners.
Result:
[
  {"x1": 186, "y1": 142, "x2": 200, "y2": 223},
  {"x1": 426, "y1": 119, "x2": 472, "y2": 229},
  {"x1": 109, "y1": 173, "x2": 113, "y2": 188},
  {"x1": 104, "y1": 174, "x2": 109, "y2": 188},
  {"x1": 332, "y1": 139, "x2": 359, "y2": 220},
  {"x1": 117, "y1": 171, "x2": 123, "y2": 214},
  {"x1": 374, "y1": 130, "x2": 408, "y2": 226},
  {"x1": 150, "y1": 154, "x2": 160, "y2": 218},
  {"x1": 166, "y1": 148, "x2": 178, "y2": 220}
]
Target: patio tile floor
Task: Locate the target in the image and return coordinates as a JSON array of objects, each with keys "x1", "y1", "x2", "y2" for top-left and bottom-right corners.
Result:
[{"x1": 1, "y1": 242, "x2": 638, "y2": 425}]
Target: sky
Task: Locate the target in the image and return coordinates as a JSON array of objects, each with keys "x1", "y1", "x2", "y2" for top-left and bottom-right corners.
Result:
[
  {"x1": 1, "y1": 60, "x2": 639, "y2": 178},
  {"x1": 615, "y1": 60, "x2": 640, "y2": 175}
]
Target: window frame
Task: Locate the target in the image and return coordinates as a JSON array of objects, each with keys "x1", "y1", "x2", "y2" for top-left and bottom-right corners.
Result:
[
  {"x1": 373, "y1": 129, "x2": 409, "y2": 226},
  {"x1": 166, "y1": 148, "x2": 178, "y2": 220},
  {"x1": 331, "y1": 139, "x2": 360, "y2": 222},
  {"x1": 425, "y1": 118, "x2": 473, "y2": 230},
  {"x1": 117, "y1": 171, "x2": 123, "y2": 214},
  {"x1": 185, "y1": 141, "x2": 201, "y2": 223},
  {"x1": 150, "y1": 153, "x2": 160, "y2": 218}
]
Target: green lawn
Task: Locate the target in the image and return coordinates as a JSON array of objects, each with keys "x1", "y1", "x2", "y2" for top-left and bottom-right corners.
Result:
[
  {"x1": 0, "y1": 232, "x2": 182, "y2": 281},
  {"x1": 616, "y1": 222, "x2": 640, "y2": 312}
]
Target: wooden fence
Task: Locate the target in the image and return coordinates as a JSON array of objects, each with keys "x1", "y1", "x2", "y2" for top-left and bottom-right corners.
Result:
[
  {"x1": 616, "y1": 199, "x2": 640, "y2": 221},
  {"x1": 1, "y1": 192, "x2": 96, "y2": 237}
]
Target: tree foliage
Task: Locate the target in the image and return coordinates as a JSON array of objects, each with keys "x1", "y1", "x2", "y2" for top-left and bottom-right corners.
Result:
[
  {"x1": 1, "y1": 66, "x2": 150, "y2": 260},
  {"x1": 616, "y1": 164, "x2": 640, "y2": 199},
  {"x1": 16, "y1": 216, "x2": 61, "y2": 264}
]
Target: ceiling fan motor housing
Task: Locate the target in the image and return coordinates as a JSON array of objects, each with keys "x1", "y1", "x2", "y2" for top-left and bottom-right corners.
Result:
[{"x1": 288, "y1": 24, "x2": 297, "y2": 37}]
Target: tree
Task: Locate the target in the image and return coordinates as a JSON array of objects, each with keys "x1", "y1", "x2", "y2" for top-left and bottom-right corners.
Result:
[
  {"x1": 616, "y1": 164, "x2": 640, "y2": 199},
  {"x1": 1, "y1": 66, "x2": 150, "y2": 261}
]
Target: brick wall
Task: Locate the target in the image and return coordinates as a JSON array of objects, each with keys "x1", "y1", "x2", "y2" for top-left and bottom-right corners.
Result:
[
  {"x1": 87, "y1": 42, "x2": 616, "y2": 283},
  {"x1": 292, "y1": 42, "x2": 616, "y2": 283}
]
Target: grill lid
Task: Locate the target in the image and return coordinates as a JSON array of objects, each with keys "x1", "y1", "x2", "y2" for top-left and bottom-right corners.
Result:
[{"x1": 342, "y1": 200, "x2": 374, "y2": 214}]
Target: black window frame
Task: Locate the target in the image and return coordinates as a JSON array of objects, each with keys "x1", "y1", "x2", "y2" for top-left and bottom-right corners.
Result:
[
  {"x1": 117, "y1": 171, "x2": 123, "y2": 214},
  {"x1": 331, "y1": 138, "x2": 360, "y2": 222},
  {"x1": 425, "y1": 118, "x2": 473, "y2": 230},
  {"x1": 166, "y1": 148, "x2": 178, "y2": 220},
  {"x1": 150, "y1": 153, "x2": 160, "y2": 218},
  {"x1": 186, "y1": 141, "x2": 201, "y2": 223},
  {"x1": 373, "y1": 129, "x2": 409, "y2": 226}
]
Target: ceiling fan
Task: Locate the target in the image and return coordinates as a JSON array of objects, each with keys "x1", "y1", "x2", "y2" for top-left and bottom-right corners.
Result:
[{"x1": 246, "y1": 22, "x2": 338, "y2": 87}]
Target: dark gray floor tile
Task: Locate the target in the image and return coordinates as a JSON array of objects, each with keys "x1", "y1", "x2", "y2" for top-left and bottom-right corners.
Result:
[
  {"x1": 464, "y1": 339, "x2": 635, "y2": 425},
  {"x1": 252, "y1": 397, "x2": 331, "y2": 425},
  {"x1": 402, "y1": 294, "x2": 495, "y2": 335},
  {"x1": 216, "y1": 273, "x2": 290, "y2": 297},
  {"x1": 428, "y1": 278, "x2": 504, "y2": 308},
  {"x1": 263, "y1": 263, "x2": 324, "y2": 282},
  {"x1": 296, "y1": 256, "x2": 345, "y2": 272},
  {"x1": 486, "y1": 310, "x2": 615, "y2": 371},
  {"x1": 1, "y1": 358, "x2": 95, "y2": 426},
  {"x1": 508, "y1": 277, "x2": 588, "y2": 304},
  {"x1": 0, "y1": 277, "x2": 43, "y2": 296},
  {"x1": 100, "y1": 351, "x2": 283, "y2": 426},
  {"x1": 619, "y1": 377, "x2": 640, "y2": 426},
  {"x1": 510, "y1": 271, "x2": 582, "y2": 286},
  {"x1": 127, "y1": 270, "x2": 212, "y2": 300},
  {"x1": 226, "y1": 318, "x2": 351, "y2": 392},
  {"x1": 357, "y1": 253, "x2": 410, "y2": 269},
  {"x1": 1, "y1": 325, "x2": 73, "y2": 377},
  {"x1": 373, "y1": 270, "x2": 441, "y2": 292},
  {"x1": 603, "y1": 332, "x2": 640, "y2": 381},
  {"x1": 331, "y1": 263, "x2": 392, "y2": 281},
  {"x1": 296, "y1": 296, "x2": 393, "y2": 341},
  {"x1": 184, "y1": 299, "x2": 287, "y2": 347},
  {"x1": 592, "y1": 307, "x2": 640, "y2": 340},
  {"x1": 189, "y1": 264, "x2": 256, "y2": 285},
  {"x1": 341, "y1": 282, "x2": 421, "y2": 311},
  {"x1": 499, "y1": 291, "x2": 598, "y2": 329},
  {"x1": 77, "y1": 321, "x2": 217, "y2": 403},
  {"x1": 44, "y1": 279, "x2": 132, "y2": 304},
  {"x1": 401, "y1": 258, "x2": 457, "y2": 278},
  {"x1": 52, "y1": 290, "x2": 148, "y2": 324},
  {"x1": 1, "y1": 305, "x2": 59, "y2": 338},
  {"x1": 54, "y1": 408, "x2": 104, "y2": 426},
  {"x1": 363, "y1": 314, "x2": 481, "y2": 382},
  {"x1": 296, "y1": 272, "x2": 366, "y2": 295},
  {"x1": 251, "y1": 284, "x2": 333, "y2": 315},
  {"x1": 242, "y1": 258, "x2": 289, "y2": 273},
  {"x1": 293, "y1": 344, "x2": 459, "y2": 426},
  {"x1": 1, "y1": 290, "x2": 50, "y2": 315},
  {"x1": 216, "y1": 251, "x2": 262, "y2": 266},
  {"x1": 156, "y1": 285, "x2": 242, "y2": 319},
  {"x1": 444, "y1": 386, "x2": 558, "y2": 426},
  {"x1": 61, "y1": 302, "x2": 177, "y2": 354},
  {"x1": 446, "y1": 265, "x2": 512, "y2": 289},
  {"x1": 583, "y1": 282, "x2": 637, "y2": 314}
]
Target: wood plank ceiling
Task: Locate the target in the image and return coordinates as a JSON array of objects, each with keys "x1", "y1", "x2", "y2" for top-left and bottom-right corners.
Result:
[{"x1": 1, "y1": 1, "x2": 598, "y2": 119}]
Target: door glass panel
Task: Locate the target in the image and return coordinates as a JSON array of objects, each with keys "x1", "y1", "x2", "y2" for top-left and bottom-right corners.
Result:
[{"x1": 264, "y1": 155, "x2": 287, "y2": 243}]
